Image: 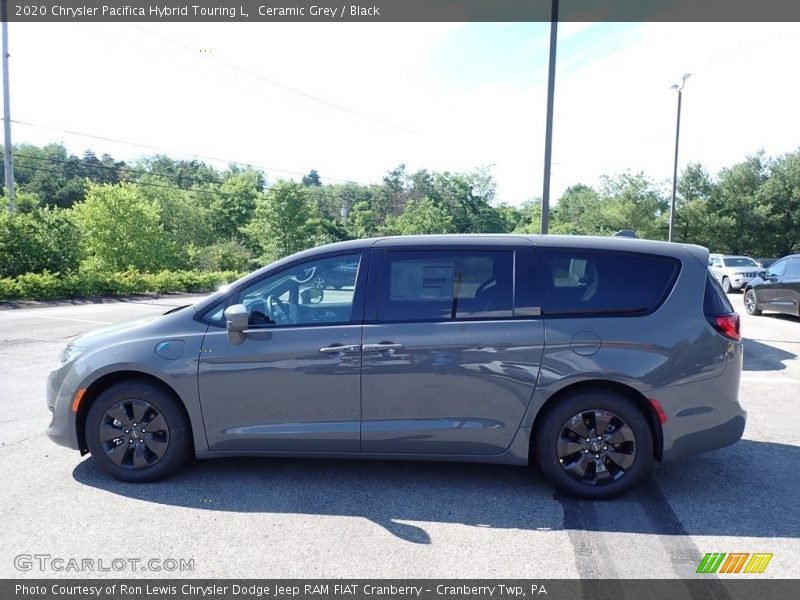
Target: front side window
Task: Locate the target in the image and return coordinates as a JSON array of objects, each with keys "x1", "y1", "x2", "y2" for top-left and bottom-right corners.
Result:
[
  {"x1": 377, "y1": 250, "x2": 513, "y2": 322},
  {"x1": 767, "y1": 259, "x2": 787, "y2": 278},
  {"x1": 237, "y1": 253, "x2": 361, "y2": 327},
  {"x1": 536, "y1": 250, "x2": 680, "y2": 316}
]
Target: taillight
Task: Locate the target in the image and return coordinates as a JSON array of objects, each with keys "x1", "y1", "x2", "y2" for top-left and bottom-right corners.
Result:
[{"x1": 713, "y1": 313, "x2": 741, "y2": 342}]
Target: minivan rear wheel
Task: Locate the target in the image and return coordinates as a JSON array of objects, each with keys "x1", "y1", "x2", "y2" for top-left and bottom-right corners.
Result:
[
  {"x1": 534, "y1": 390, "x2": 653, "y2": 500},
  {"x1": 85, "y1": 380, "x2": 192, "y2": 482}
]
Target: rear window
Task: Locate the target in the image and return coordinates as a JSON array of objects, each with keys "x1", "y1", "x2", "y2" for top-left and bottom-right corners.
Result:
[
  {"x1": 704, "y1": 272, "x2": 734, "y2": 315},
  {"x1": 535, "y1": 250, "x2": 680, "y2": 316}
]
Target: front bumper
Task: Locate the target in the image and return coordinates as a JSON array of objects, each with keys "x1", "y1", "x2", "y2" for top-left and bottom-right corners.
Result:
[
  {"x1": 46, "y1": 368, "x2": 81, "y2": 451},
  {"x1": 729, "y1": 276, "x2": 754, "y2": 291}
]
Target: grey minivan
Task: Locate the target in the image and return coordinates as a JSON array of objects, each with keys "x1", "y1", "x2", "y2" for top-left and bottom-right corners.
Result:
[{"x1": 47, "y1": 235, "x2": 746, "y2": 499}]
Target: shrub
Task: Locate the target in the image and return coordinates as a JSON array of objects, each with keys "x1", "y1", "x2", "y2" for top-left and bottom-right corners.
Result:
[
  {"x1": 0, "y1": 207, "x2": 81, "y2": 278},
  {"x1": 0, "y1": 270, "x2": 243, "y2": 302}
]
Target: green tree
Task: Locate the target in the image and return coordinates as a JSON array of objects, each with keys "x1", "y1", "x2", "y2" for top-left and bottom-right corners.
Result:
[
  {"x1": 391, "y1": 197, "x2": 454, "y2": 235},
  {"x1": 72, "y1": 183, "x2": 177, "y2": 272},
  {"x1": 514, "y1": 199, "x2": 545, "y2": 234},
  {"x1": 677, "y1": 163, "x2": 716, "y2": 204},
  {"x1": 302, "y1": 169, "x2": 322, "y2": 186},
  {"x1": 243, "y1": 180, "x2": 316, "y2": 263},
  {"x1": 549, "y1": 185, "x2": 602, "y2": 235},
  {"x1": 205, "y1": 169, "x2": 263, "y2": 241},
  {"x1": 12, "y1": 143, "x2": 88, "y2": 208},
  {"x1": 139, "y1": 186, "x2": 214, "y2": 268},
  {"x1": 597, "y1": 172, "x2": 668, "y2": 240},
  {"x1": 758, "y1": 150, "x2": 800, "y2": 256},
  {"x1": 347, "y1": 200, "x2": 379, "y2": 238},
  {"x1": 707, "y1": 154, "x2": 769, "y2": 254},
  {"x1": 672, "y1": 164, "x2": 716, "y2": 245}
]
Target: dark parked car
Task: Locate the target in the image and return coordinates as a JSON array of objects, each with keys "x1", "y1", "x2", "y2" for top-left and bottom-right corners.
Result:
[
  {"x1": 743, "y1": 254, "x2": 800, "y2": 317},
  {"x1": 47, "y1": 235, "x2": 745, "y2": 500},
  {"x1": 312, "y1": 261, "x2": 358, "y2": 290}
]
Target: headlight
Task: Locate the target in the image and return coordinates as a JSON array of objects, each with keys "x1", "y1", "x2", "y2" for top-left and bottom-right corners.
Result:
[{"x1": 54, "y1": 345, "x2": 85, "y2": 370}]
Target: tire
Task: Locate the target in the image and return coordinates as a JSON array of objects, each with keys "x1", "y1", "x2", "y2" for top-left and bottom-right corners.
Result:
[
  {"x1": 85, "y1": 379, "x2": 192, "y2": 482},
  {"x1": 721, "y1": 277, "x2": 732, "y2": 293},
  {"x1": 534, "y1": 390, "x2": 653, "y2": 500},
  {"x1": 744, "y1": 288, "x2": 762, "y2": 316}
]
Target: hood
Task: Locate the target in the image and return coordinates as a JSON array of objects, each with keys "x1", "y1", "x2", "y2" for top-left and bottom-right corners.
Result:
[
  {"x1": 71, "y1": 305, "x2": 196, "y2": 349},
  {"x1": 72, "y1": 314, "x2": 162, "y2": 347}
]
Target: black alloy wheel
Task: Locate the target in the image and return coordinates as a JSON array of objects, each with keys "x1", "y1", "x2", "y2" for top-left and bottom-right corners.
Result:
[
  {"x1": 556, "y1": 409, "x2": 635, "y2": 486},
  {"x1": 534, "y1": 390, "x2": 653, "y2": 500},
  {"x1": 744, "y1": 289, "x2": 762, "y2": 316},
  {"x1": 98, "y1": 398, "x2": 169, "y2": 470},
  {"x1": 86, "y1": 380, "x2": 192, "y2": 482}
]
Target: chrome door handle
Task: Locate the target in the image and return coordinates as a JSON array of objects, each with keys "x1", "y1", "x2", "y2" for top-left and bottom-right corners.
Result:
[
  {"x1": 362, "y1": 343, "x2": 404, "y2": 353},
  {"x1": 319, "y1": 344, "x2": 360, "y2": 354}
]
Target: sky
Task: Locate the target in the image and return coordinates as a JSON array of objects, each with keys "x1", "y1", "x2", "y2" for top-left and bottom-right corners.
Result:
[{"x1": 8, "y1": 21, "x2": 800, "y2": 204}]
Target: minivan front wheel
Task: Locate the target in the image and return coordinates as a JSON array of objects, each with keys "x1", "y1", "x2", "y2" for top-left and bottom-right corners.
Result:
[
  {"x1": 85, "y1": 380, "x2": 192, "y2": 482},
  {"x1": 534, "y1": 391, "x2": 653, "y2": 500},
  {"x1": 721, "y1": 277, "x2": 732, "y2": 293}
]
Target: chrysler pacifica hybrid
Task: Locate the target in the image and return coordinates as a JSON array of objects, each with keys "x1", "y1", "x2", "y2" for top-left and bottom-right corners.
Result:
[{"x1": 47, "y1": 235, "x2": 745, "y2": 499}]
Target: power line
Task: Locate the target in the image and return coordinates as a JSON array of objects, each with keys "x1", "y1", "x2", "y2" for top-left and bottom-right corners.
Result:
[
  {"x1": 128, "y1": 24, "x2": 416, "y2": 135},
  {"x1": 17, "y1": 161, "x2": 359, "y2": 204},
  {"x1": 19, "y1": 163, "x2": 233, "y2": 198},
  {"x1": 15, "y1": 152, "x2": 224, "y2": 188},
  {"x1": 11, "y1": 118, "x2": 371, "y2": 186}
]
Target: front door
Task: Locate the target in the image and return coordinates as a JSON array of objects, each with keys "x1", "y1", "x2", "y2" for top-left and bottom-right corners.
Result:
[
  {"x1": 360, "y1": 247, "x2": 543, "y2": 455},
  {"x1": 774, "y1": 257, "x2": 800, "y2": 314},
  {"x1": 198, "y1": 252, "x2": 366, "y2": 452},
  {"x1": 759, "y1": 258, "x2": 788, "y2": 308}
]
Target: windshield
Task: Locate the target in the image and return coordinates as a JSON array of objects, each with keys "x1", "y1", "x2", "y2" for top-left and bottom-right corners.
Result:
[{"x1": 723, "y1": 257, "x2": 758, "y2": 267}]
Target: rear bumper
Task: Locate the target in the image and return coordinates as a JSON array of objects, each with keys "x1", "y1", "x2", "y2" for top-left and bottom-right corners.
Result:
[
  {"x1": 657, "y1": 350, "x2": 746, "y2": 461},
  {"x1": 662, "y1": 413, "x2": 746, "y2": 461}
]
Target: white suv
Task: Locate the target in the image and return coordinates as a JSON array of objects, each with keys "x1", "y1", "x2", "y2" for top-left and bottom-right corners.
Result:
[{"x1": 708, "y1": 254, "x2": 762, "y2": 293}]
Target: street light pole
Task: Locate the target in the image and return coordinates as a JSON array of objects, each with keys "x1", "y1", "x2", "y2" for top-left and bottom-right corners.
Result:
[
  {"x1": 668, "y1": 73, "x2": 691, "y2": 242},
  {"x1": 541, "y1": 0, "x2": 558, "y2": 235}
]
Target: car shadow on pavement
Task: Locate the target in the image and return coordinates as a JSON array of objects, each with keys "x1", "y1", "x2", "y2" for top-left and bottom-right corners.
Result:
[
  {"x1": 742, "y1": 338, "x2": 796, "y2": 371},
  {"x1": 73, "y1": 439, "x2": 799, "y2": 544}
]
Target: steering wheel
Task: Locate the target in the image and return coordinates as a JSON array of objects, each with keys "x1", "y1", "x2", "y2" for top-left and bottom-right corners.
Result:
[
  {"x1": 266, "y1": 295, "x2": 290, "y2": 324},
  {"x1": 475, "y1": 278, "x2": 495, "y2": 298},
  {"x1": 247, "y1": 300, "x2": 271, "y2": 325}
]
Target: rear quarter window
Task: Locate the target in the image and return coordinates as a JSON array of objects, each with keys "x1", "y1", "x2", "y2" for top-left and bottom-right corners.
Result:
[
  {"x1": 704, "y1": 272, "x2": 734, "y2": 315},
  {"x1": 534, "y1": 250, "x2": 681, "y2": 316}
]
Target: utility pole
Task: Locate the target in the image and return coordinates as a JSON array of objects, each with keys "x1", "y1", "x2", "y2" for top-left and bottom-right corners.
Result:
[
  {"x1": 2, "y1": 0, "x2": 14, "y2": 212},
  {"x1": 668, "y1": 73, "x2": 691, "y2": 242},
  {"x1": 541, "y1": 0, "x2": 558, "y2": 234}
]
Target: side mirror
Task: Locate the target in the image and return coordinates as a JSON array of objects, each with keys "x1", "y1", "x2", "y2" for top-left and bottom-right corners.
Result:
[
  {"x1": 757, "y1": 270, "x2": 767, "y2": 279},
  {"x1": 224, "y1": 304, "x2": 249, "y2": 345},
  {"x1": 300, "y1": 287, "x2": 324, "y2": 304}
]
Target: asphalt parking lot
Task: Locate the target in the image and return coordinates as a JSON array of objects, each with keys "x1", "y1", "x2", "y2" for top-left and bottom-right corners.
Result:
[{"x1": 0, "y1": 293, "x2": 797, "y2": 579}]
